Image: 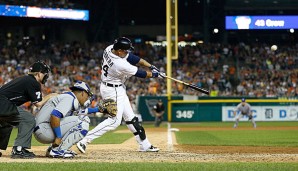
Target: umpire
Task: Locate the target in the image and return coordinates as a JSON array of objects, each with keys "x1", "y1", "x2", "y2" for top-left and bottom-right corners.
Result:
[{"x1": 0, "y1": 61, "x2": 54, "y2": 158}]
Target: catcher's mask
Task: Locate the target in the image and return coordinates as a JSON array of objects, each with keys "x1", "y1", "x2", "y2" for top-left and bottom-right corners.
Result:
[
  {"x1": 69, "y1": 81, "x2": 93, "y2": 108},
  {"x1": 29, "y1": 61, "x2": 51, "y2": 84},
  {"x1": 113, "y1": 37, "x2": 134, "y2": 52}
]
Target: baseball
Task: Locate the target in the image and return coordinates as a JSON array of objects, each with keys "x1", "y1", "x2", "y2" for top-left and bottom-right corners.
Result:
[{"x1": 271, "y1": 45, "x2": 277, "y2": 51}]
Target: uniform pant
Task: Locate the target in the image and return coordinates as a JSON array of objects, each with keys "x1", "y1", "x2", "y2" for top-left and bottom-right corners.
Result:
[
  {"x1": 154, "y1": 117, "x2": 163, "y2": 127},
  {"x1": 34, "y1": 116, "x2": 86, "y2": 144},
  {"x1": 80, "y1": 83, "x2": 152, "y2": 150},
  {"x1": 14, "y1": 107, "x2": 36, "y2": 148},
  {"x1": 0, "y1": 124, "x2": 13, "y2": 150},
  {"x1": 0, "y1": 95, "x2": 20, "y2": 150},
  {"x1": 0, "y1": 108, "x2": 34, "y2": 150}
]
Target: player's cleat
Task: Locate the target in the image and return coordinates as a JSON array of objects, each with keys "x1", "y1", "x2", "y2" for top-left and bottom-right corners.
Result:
[
  {"x1": 66, "y1": 150, "x2": 77, "y2": 156},
  {"x1": 11, "y1": 146, "x2": 35, "y2": 159},
  {"x1": 139, "y1": 145, "x2": 159, "y2": 152},
  {"x1": 49, "y1": 149, "x2": 74, "y2": 158},
  {"x1": 76, "y1": 142, "x2": 86, "y2": 153}
]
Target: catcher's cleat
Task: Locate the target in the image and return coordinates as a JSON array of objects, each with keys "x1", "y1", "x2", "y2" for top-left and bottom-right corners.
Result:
[
  {"x1": 76, "y1": 142, "x2": 86, "y2": 153},
  {"x1": 66, "y1": 150, "x2": 77, "y2": 155},
  {"x1": 49, "y1": 149, "x2": 74, "y2": 158},
  {"x1": 139, "y1": 145, "x2": 159, "y2": 152}
]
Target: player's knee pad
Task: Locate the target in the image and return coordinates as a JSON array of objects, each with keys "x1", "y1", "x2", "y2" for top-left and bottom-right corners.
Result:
[
  {"x1": 78, "y1": 115, "x2": 90, "y2": 135},
  {"x1": 78, "y1": 122, "x2": 89, "y2": 136},
  {"x1": 126, "y1": 117, "x2": 146, "y2": 140}
]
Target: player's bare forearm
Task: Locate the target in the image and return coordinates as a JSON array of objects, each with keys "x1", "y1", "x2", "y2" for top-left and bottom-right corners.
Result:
[
  {"x1": 52, "y1": 137, "x2": 62, "y2": 147},
  {"x1": 35, "y1": 93, "x2": 59, "y2": 108},
  {"x1": 138, "y1": 58, "x2": 151, "y2": 68},
  {"x1": 145, "y1": 71, "x2": 153, "y2": 78},
  {"x1": 50, "y1": 115, "x2": 61, "y2": 129}
]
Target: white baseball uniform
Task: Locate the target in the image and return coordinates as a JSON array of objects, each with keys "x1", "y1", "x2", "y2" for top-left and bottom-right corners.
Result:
[
  {"x1": 79, "y1": 45, "x2": 154, "y2": 151},
  {"x1": 34, "y1": 92, "x2": 90, "y2": 151}
]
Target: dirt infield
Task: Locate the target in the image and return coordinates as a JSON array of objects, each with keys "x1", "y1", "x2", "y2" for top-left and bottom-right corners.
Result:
[{"x1": 1, "y1": 126, "x2": 298, "y2": 163}]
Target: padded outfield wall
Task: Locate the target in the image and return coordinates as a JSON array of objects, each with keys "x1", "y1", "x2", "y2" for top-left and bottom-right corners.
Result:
[{"x1": 137, "y1": 96, "x2": 298, "y2": 122}]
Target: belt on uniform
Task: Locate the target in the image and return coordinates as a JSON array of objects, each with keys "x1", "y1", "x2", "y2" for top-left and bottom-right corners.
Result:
[
  {"x1": 102, "y1": 82, "x2": 122, "y2": 87},
  {"x1": 33, "y1": 125, "x2": 40, "y2": 133}
]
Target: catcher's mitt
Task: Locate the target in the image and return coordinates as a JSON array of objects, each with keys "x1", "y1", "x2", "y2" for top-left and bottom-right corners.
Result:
[
  {"x1": 248, "y1": 115, "x2": 253, "y2": 120},
  {"x1": 98, "y1": 99, "x2": 117, "y2": 117}
]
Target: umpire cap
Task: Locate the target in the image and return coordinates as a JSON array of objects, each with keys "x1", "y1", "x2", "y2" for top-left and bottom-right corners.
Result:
[
  {"x1": 29, "y1": 61, "x2": 51, "y2": 74},
  {"x1": 113, "y1": 37, "x2": 134, "y2": 51}
]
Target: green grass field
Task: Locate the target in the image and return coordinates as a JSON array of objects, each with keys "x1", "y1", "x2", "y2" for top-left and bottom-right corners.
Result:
[{"x1": 2, "y1": 121, "x2": 298, "y2": 171}]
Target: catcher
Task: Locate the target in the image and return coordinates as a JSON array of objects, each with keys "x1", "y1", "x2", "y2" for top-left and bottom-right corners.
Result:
[
  {"x1": 33, "y1": 81, "x2": 116, "y2": 158},
  {"x1": 233, "y1": 98, "x2": 257, "y2": 128}
]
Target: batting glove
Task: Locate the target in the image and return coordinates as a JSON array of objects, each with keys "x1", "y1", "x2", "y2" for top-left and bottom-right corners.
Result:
[
  {"x1": 159, "y1": 72, "x2": 166, "y2": 78},
  {"x1": 151, "y1": 69, "x2": 159, "y2": 78},
  {"x1": 149, "y1": 65, "x2": 160, "y2": 72}
]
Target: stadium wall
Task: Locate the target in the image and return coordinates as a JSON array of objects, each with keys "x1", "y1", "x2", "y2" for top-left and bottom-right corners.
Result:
[{"x1": 138, "y1": 96, "x2": 298, "y2": 122}]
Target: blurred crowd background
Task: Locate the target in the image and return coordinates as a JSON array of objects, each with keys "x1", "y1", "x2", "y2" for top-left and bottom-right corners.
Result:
[{"x1": 1, "y1": 38, "x2": 297, "y2": 99}]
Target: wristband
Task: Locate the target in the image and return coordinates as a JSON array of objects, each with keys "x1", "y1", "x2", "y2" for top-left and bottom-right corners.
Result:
[
  {"x1": 88, "y1": 107, "x2": 100, "y2": 113},
  {"x1": 53, "y1": 126, "x2": 62, "y2": 138},
  {"x1": 152, "y1": 71, "x2": 159, "y2": 78}
]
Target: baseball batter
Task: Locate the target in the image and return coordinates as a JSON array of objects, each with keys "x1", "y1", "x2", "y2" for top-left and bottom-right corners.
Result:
[
  {"x1": 77, "y1": 37, "x2": 164, "y2": 153},
  {"x1": 233, "y1": 98, "x2": 257, "y2": 128},
  {"x1": 34, "y1": 81, "x2": 94, "y2": 158}
]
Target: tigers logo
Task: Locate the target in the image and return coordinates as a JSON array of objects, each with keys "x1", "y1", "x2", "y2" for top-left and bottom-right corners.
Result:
[
  {"x1": 288, "y1": 108, "x2": 298, "y2": 120},
  {"x1": 145, "y1": 99, "x2": 159, "y2": 117},
  {"x1": 265, "y1": 109, "x2": 273, "y2": 119}
]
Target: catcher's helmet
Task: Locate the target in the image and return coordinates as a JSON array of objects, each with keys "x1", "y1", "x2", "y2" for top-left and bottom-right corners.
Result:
[
  {"x1": 113, "y1": 37, "x2": 134, "y2": 51},
  {"x1": 69, "y1": 81, "x2": 93, "y2": 97}
]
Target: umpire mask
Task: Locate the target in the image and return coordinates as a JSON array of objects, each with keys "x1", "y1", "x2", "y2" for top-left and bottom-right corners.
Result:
[
  {"x1": 41, "y1": 73, "x2": 49, "y2": 84},
  {"x1": 29, "y1": 61, "x2": 51, "y2": 84},
  {"x1": 83, "y1": 97, "x2": 92, "y2": 108}
]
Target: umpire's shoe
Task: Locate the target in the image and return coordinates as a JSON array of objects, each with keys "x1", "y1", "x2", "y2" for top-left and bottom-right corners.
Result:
[{"x1": 11, "y1": 146, "x2": 35, "y2": 159}]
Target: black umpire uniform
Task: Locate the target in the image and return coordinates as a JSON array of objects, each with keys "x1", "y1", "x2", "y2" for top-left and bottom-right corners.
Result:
[
  {"x1": 0, "y1": 61, "x2": 50, "y2": 158},
  {"x1": 153, "y1": 99, "x2": 165, "y2": 127}
]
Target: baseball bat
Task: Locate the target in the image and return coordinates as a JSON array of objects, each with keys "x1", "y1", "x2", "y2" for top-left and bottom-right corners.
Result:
[{"x1": 163, "y1": 75, "x2": 210, "y2": 95}]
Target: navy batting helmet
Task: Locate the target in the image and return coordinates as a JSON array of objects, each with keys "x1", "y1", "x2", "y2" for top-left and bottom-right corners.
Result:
[{"x1": 113, "y1": 37, "x2": 134, "y2": 51}]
